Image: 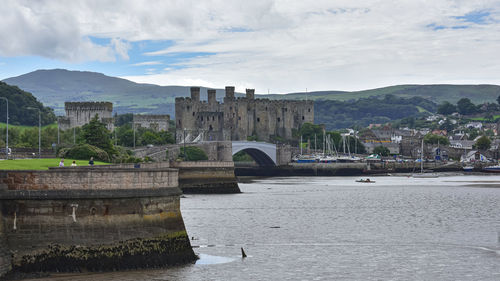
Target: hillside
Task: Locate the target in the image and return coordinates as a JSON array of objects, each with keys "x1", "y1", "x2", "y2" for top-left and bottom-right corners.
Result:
[
  {"x1": 3, "y1": 69, "x2": 230, "y2": 115},
  {"x1": 3, "y1": 69, "x2": 500, "y2": 120},
  {"x1": 265, "y1": 84, "x2": 500, "y2": 104},
  {"x1": 0, "y1": 81, "x2": 56, "y2": 126},
  {"x1": 315, "y1": 95, "x2": 438, "y2": 130}
]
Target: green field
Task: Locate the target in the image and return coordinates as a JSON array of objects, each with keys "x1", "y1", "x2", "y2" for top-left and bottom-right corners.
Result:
[
  {"x1": 0, "y1": 158, "x2": 109, "y2": 170},
  {"x1": 468, "y1": 115, "x2": 500, "y2": 121},
  {"x1": 0, "y1": 122, "x2": 58, "y2": 131}
]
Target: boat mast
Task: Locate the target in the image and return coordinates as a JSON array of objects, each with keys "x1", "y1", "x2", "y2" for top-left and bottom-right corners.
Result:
[
  {"x1": 314, "y1": 133, "x2": 317, "y2": 153},
  {"x1": 323, "y1": 129, "x2": 326, "y2": 156},
  {"x1": 421, "y1": 138, "x2": 424, "y2": 173},
  {"x1": 300, "y1": 135, "x2": 303, "y2": 155}
]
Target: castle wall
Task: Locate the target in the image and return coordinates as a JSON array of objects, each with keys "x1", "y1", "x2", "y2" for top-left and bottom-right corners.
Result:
[
  {"x1": 174, "y1": 86, "x2": 314, "y2": 143},
  {"x1": 134, "y1": 114, "x2": 170, "y2": 132},
  {"x1": 59, "y1": 102, "x2": 114, "y2": 131}
]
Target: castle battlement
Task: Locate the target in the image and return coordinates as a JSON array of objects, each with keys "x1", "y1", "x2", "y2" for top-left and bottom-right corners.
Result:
[
  {"x1": 175, "y1": 86, "x2": 314, "y2": 142},
  {"x1": 59, "y1": 101, "x2": 114, "y2": 131}
]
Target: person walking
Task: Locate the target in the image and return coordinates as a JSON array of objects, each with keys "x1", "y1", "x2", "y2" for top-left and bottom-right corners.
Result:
[
  {"x1": 89, "y1": 157, "x2": 94, "y2": 166},
  {"x1": 59, "y1": 158, "x2": 64, "y2": 167},
  {"x1": 71, "y1": 160, "x2": 77, "y2": 167}
]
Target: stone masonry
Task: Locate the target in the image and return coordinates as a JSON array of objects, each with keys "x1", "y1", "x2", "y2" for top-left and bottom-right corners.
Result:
[
  {"x1": 175, "y1": 87, "x2": 314, "y2": 143},
  {"x1": 58, "y1": 102, "x2": 114, "y2": 131},
  {"x1": 133, "y1": 114, "x2": 170, "y2": 132},
  {"x1": 0, "y1": 164, "x2": 196, "y2": 276}
]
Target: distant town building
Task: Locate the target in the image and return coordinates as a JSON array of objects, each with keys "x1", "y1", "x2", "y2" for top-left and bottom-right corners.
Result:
[
  {"x1": 465, "y1": 122, "x2": 483, "y2": 130},
  {"x1": 175, "y1": 86, "x2": 314, "y2": 143},
  {"x1": 133, "y1": 114, "x2": 170, "y2": 131},
  {"x1": 58, "y1": 102, "x2": 114, "y2": 131}
]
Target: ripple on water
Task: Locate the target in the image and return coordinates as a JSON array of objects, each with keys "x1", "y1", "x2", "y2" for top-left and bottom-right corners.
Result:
[{"x1": 195, "y1": 253, "x2": 235, "y2": 265}]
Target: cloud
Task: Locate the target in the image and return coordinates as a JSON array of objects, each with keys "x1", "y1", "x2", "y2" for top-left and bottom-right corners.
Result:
[
  {"x1": 3, "y1": 0, "x2": 500, "y2": 91},
  {"x1": 131, "y1": 61, "x2": 163, "y2": 66}
]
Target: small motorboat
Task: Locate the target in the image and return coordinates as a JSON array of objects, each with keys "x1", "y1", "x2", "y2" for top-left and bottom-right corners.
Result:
[
  {"x1": 463, "y1": 166, "x2": 474, "y2": 172},
  {"x1": 356, "y1": 178, "x2": 375, "y2": 183}
]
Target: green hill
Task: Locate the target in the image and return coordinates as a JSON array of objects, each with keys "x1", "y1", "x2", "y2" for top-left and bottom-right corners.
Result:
[
  {"x1": 0, "y1": 81, "x2": 56, "y2": 126},
  {"x1": 3, "y1": 69, "x2": 500, "y2": 121},
  {"x1": 264, "y1": 84, "x2": 500, "y2": 104},
  {"x1": 3, "y1": 69, "x2": 232, "y2": 116},
  {"x1": 314, "y1": 95, "x2": 438, "y2": 130}
]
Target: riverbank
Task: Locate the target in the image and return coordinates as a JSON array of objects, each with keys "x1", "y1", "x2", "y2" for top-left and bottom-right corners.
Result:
[{"x1": 235, "y1": 161, "x2": 479, "y2": 177}]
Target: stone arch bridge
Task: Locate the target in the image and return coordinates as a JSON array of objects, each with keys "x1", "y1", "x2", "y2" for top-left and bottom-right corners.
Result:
[{"x1": 133, "y1": 141, "x2": 291, "y2": 166}]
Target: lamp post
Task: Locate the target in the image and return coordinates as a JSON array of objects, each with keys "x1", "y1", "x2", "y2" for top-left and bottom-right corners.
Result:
[
  {"x1": 26, "y1": 107, "x2": 41, "y2": 158},
  {"x1": 0, "y1": 97, "x2": 8, "y2": 158},
  {"x1": 133, "y1": 122, "x2": 136, "y2": 148},
  {"x1": 183, "y1": 128, "x2": 186, "y2": 160}
]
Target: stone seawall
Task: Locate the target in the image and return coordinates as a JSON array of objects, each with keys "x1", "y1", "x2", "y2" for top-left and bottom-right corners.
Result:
[
  {"x1": 170, "y1": 161, "x2": 240, "y2": 194},
  {"x1": 236, "y1": 163, "x2": 366, "y2": 177},
  {"x1": 0, "y1": 165, "x2": 196, "y2": 277}
]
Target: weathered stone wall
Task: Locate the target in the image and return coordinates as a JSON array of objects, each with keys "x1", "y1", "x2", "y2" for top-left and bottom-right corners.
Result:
[
  {"x1": 170, "y1": 161, "x2": 240, "y2": 194},
  {"x1": 0, "y1": 165, "x2": 177, "y2": 191},
  {"x1": 59, "y1": 102, "x2": 114, "y2": 131},
  {"x1": 175, "y1": 86, "x2": 314, "y2": 143},
  {"x1": 134, "y1": 114, "x2": 170, "y2": 132},
  {"x1": 0, "y1": 165, "x2": 196, "y2": 276},
  {"x1": 276, "y1": 144, "x2": 292, "y2": 166}
]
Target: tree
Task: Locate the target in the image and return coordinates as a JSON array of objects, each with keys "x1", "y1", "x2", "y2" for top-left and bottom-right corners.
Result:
[
  {"x1": 373, "y1": 146, "x2": 390, "y2": 156},
  {"x1": 179, "y1": 146, "x2": 208, "y2": 161},
  {"x1": 475, "y1": 136, "x2": 491, "y2": 150},
  {"x1": 81, "y1": 114, "x2": 115, "y2": 156},
  {"x1": 497, "y1": 94, "x2": 500, "y2": 105},
  {"x1": 439, "y1": 119, "x2": 455, "y2": 132},
  {"x1": 457, "y1": 98, "x2": 477, "y2": 115},
  {"x1": 437, "y1": 101, "x2": 457, "y2": 115},
  {"x1": 423, "y1": 134, "x2": 450, "y2": 145}
]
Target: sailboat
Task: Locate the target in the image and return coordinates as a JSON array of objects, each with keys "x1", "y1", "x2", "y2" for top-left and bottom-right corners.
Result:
[
  {"x1": 337, "y1": 134, "x2": 361, "y2": 162},
  {"x1": 413, "y1": 138, "x2": 439, "y2": 178}
]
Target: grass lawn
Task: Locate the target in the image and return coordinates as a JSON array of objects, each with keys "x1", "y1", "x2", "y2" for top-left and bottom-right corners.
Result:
[
  {"x1": 0, "y1": 158, "x2": 109, "y2": 170},
  {"x1": 0, "y1": 122, "x2": 58, "y2": 131}
]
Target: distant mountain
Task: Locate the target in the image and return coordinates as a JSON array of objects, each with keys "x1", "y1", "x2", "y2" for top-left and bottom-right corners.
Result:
[
  {"x1": 3, "y1": 69, "x2": 230, "y2": 116},
  {"x1": 4, "y1": 69, "x2": 500, "y2": 119},
  {"x1": 265, "y1": 84, "x2": 500, "y2": 104}
]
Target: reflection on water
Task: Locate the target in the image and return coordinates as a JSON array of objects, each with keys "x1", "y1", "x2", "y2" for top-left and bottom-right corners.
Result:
[
  {"x1": 195, "y1": 253, "x2": 235, "y2": 265},
  {"x1": 26, "y1": 175, "x2": 500, "y2": 281}
]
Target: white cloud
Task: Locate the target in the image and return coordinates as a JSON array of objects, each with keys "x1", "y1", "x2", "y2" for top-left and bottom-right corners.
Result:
[
  {"x1": 2, "y1": 0, "x2": 500, "y2": 91},
  {"x1": 131, "y1": 61, "x2": 163, "y2": 66}
]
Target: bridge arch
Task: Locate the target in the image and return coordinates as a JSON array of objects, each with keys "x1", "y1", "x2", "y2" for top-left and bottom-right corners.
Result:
[{"x1": 232, "y1": 141, "x2": 277, "y2": 166}]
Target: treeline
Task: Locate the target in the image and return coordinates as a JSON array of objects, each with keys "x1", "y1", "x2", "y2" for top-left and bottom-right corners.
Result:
[
  {"x1": 0, "y1": 81, "x2": 56, "y2": 126},
  {"x1": 437, "y1": 97, "x2": 500, "y2": 116},
  {"x1": 314, "y1": 94, "x2": 437, "y2": 130},
  {"x1": 0, "y1": 118, "x2": 174, "y2": 149}
]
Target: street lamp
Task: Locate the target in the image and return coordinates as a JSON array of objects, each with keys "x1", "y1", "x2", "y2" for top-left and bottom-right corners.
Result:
[
  {"x1": 133, "y1": 121, "x2": 136, "y2": 148},
  {"x1": 26, "y1": 107, "x2": 41, "y2": 159},
  {"x1": 0, "y1": 97, "x2": 8, "y2": 158}
]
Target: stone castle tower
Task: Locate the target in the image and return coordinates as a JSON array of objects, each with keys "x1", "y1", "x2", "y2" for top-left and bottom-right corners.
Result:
[
  {"x1": 58, "y1": 102, "x2": 114, "y2": 131},
  {"x1": 175, "y1": 86, "x2": 314, "y2": 143}
]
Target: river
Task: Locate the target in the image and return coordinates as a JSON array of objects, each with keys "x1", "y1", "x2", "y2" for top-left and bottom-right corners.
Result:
[{"x1": 27, "y1": 175, "x2": 500, "y2": 280}]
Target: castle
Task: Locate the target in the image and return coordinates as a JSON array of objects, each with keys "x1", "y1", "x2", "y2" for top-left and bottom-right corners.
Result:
[
  {"x1": 58, "y1": 102, "x2": 114, "y2": 131},
  {"x1": 133, "y1": 114, "x2": 170, "y2": 132},
  {"x1": 175, "y1": 86, "x2": 314, "y2": 143}
]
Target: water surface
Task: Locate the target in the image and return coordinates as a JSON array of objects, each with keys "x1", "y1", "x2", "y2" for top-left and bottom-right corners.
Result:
[{"x1": 28, "y1": 175, "x2": 500, "y2": 280}]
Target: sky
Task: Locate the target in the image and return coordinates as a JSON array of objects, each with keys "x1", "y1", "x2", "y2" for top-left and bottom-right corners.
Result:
[{"x1": 1, "y1": 0, "x2": 500, "y2": 94}]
